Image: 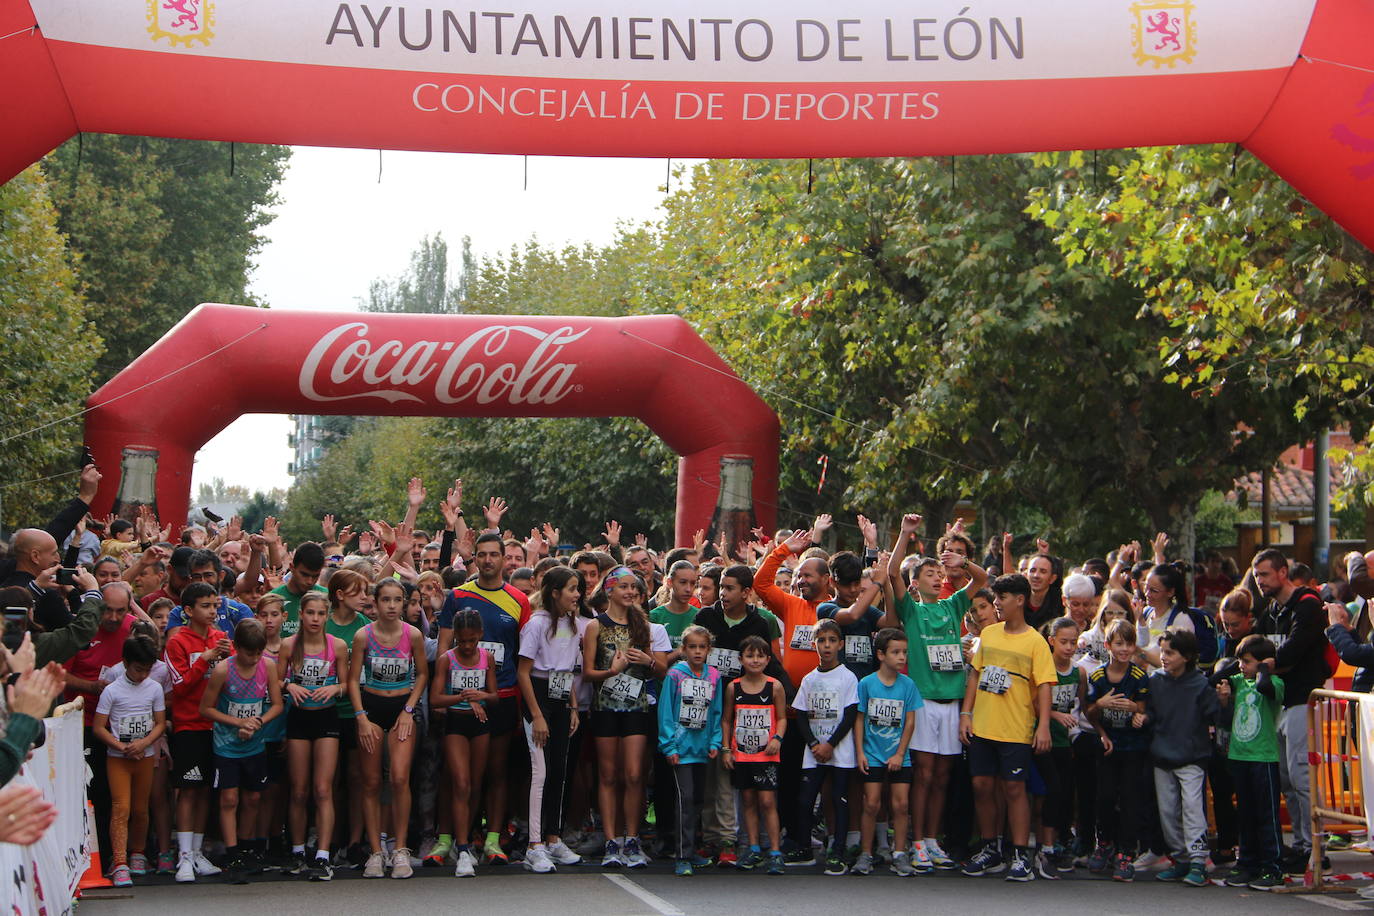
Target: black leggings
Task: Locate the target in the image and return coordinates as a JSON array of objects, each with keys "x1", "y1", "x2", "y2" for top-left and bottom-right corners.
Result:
[
  {"x1": 796, "y1": 766, "x2": 852, "y2": 855},
  {"x1": 523, "y1": 678, "x2": 574, "y2": 841},
  {"x1": 670, "y1": 763, "x2": 707, "y2": 860},
  {"x1": 1096, "y1": 748, "x2": 1145, "y2": 853},
  {"x1": 1037, "y1": 747, "x2": 1074, "y2": 840},
  {"x1": 1072, "y1": 734, "x2": 1099, "y2": 847}
]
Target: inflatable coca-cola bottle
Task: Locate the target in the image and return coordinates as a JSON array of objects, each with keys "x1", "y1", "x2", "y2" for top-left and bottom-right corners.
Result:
[
  {"x1": 110, "y1": 446, "x2": 159, "y2": 522},
  {"x1": 706, "y1": 455, "x2": 758, "y2": 560}
]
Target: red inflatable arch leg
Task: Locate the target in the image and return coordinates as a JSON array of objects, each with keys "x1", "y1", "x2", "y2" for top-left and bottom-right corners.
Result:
[{"x1": 83, "y1": 305, "x2": 779, "y2": 545}]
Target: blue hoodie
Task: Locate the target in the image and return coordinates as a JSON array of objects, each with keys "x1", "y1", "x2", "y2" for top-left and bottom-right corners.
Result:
[{"x1": 657, "y1": 660, "x2": 723, "y2": 763}]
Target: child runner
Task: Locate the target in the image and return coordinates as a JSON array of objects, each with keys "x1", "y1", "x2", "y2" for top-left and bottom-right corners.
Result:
[
  {"x1": 349, "y1": 578, "x2": 430, "y2": 879},
  {"x1": 721, "y1": 635, "x2": 787, "y2": 875},
  {"x1": 959, "y1": 574, "x2": 1054, "y2": 882},
  {"x1": 165, "y1": 581, "x2": 232, "y2": 883},
  {"x1": 658, "y1": 625, "x2": 724, "y2": 876},
  {"x1": 1212, "y1": 634, "x2": 1285, "y2": 890},
  {"x1": 851, "y1": 627, "x2": 921, "y2": 877},
  {"x1": 325, "y1": 569, "x2": 373, "y2": 865},
  {"x1": 583, "y1": 567, "x2": 669, "y2": 869},
  {"x1": 1143, "y1": 629, "x2": 1220, "y2": 887},
  {"x1": 1085, "y1": 618, "x2": 1150, "y2": 882},
  {"x1": 650, "y1": 561, "x2": 700, "y2": 662},
  {"x1": 199, "y1": 618, "x2": 284, "y2": 883},
  {"x1": 790, "y1": 618, "x2": 859, "y2": 875},
  {"x1": 1042, "y1": 616, "x2": 1087, "y2": 876},
  {"x1": 517, "y1": 567, "x2": 589, "y2": 874},
  {"x1": 253, "y1": 594, "x2": 288, "y2": 869},
  {"x1": 431, "y1": 608, "x2": 498, "y2": 877},
  {"x1": 819, "y1": 553, "x2": 885, "y2": 682},
  {"x1": 881, "y1": 514, "x2": 988, "y2": 872},
  {"x1": 280, "y1": 591, "x2": 350, "y2": 880},
  {"x1": 93, "y1": 629, "x2": 167, "y2": 887}
]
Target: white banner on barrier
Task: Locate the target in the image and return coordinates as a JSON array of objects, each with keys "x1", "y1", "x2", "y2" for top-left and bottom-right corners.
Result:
[{"x1": 0, "y1": 704, "x2": 89, "y2": 916}]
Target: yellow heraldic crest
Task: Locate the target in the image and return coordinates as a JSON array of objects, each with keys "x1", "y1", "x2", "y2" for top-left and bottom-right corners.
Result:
[
  {"x1": 1130, "y1": 0, "x2": 1197, "y2": 69},
  {"x1": 147, "y1": 0, "x2": 215, "y2": 48}
]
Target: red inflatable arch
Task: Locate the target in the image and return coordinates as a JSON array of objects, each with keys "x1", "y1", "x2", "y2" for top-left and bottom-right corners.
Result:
[{"x1": 83, "y1": 306, "x2": 781, "y2": 545}]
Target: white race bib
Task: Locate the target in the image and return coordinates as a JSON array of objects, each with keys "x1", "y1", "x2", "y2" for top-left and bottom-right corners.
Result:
[
  {"x1": 369, "y1": 655, "x2": 409, "y2": 684},
  {"x1": 227, "y1": 698, "x2": 262, "y2": 720},
  {"x1": 808, "y1": 688, "x2": 840, "y2": 742},
  {"x1": 478, "y1": 641, "x2": 506, "y2": 666},
  {"x1": 449, "y1": 666, "x2": 485, "y2": 693},
  {"x1": 978, "y1": 665, "x2": 1011, "y2": 695},
  {"x1": 926, "y1": 642, "x2": 964, "y2": 673},
  {"x1": 707, "y1": 647, "x2": 742, "y2": 678},
  {"x1": 735, "y1": 706, "x2": 772, "y2": 754},
  {"x1": 866, "y1": 695, "x2": 904, "y2": 730},
  {"x1": 297, "y1": 657, "x2": 329, "y2": 689},
  {"x1": 116, "y1": 711, "x2": 153, "y2": 742},
  {"x1": 547, "y1": 670, "x2": 574, "y2": 701},
  {"x1": 1052, "y1": 682, "x2": 1076, "y2": 713},
  {"x1": 844, "y1": 635, "x2": 873, "y2": 664},
  {"x1": 602, "y1": 673, "x2": 644, "y2": 704},
  {"x1": 678, "y1": 677, "x2": 714, "y2": 729},
  {"x1": 789, "y1": 624, "x2": 816, "y2": 651}
]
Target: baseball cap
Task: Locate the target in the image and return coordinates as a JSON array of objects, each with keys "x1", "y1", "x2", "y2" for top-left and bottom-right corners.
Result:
[{"x1": 168, "y1": 546, "x2": 197, "y2": 576}]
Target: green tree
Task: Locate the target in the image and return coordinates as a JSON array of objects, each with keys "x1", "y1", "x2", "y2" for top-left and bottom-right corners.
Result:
[
  {"x1": 43, "y1": 136, "x2": 290, "y2": 384},
  {"x1": 239, "y1": 489, "x2": 286, "y2": 533},
  {"x1": 0, "y1": 166, "x2": 103, "y2": 526}
]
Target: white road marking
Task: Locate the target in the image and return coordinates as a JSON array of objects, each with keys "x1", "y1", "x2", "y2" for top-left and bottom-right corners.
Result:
[
  {"x1": 1301, "y1": 895, "x2": 1372, "y2": 911},
  {"x1": 603, "y1": 874, "x2": 686, "y2": 916}
]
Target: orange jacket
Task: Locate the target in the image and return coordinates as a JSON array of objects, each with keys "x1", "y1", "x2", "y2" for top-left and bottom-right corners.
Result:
[{"x1": 754, "y1": 545, "x2": 822, "y2": 689}]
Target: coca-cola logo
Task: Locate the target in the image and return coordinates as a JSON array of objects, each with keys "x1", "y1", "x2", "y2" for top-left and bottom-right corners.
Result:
[{"x1": 298, "y1": 322, "x2": 588, "y2": 405}]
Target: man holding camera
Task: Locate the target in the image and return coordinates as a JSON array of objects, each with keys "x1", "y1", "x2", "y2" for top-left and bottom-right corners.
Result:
[{"x1": 1, "y1": 464, "x2": 102, "y2": 632}]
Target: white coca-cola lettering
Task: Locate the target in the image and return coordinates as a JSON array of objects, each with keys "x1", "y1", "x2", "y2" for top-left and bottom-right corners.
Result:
[{"x1": 299, "y1": 322, "x2": 588, "y2": 405}]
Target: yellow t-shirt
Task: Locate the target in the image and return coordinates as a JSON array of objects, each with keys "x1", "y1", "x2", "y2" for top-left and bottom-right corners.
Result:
[{"x1": 970, "y1": 623, "x2": 1056, "y2": 745}]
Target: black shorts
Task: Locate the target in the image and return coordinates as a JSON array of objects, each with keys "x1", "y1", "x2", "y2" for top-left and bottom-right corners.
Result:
[
  {"x1": 488, "y1": 695, "x2": 519, "y2": 737},
  {"x1": 288, "y1": 705, "x2": 342, "y2": 742},
  {"x1": 264, "y1": 741, "x2": 286, "y2": 785},
  {"x1": 861, "y1": 766, "x2": 914, "y2": 784},
  {"x1": 214, "y1": 752, "x2": 269, "y2": 791},
  {"x1": 445, "y1": 711, "x2": 491, "y2": 739},
  {"x1": 967, "y1": 735, "x2": 1033, "y2": 782},
  {"x1": 171, "y1": 730, "x2": 214, "y2": 788},
  {"x1": 361, "y1": 692, "x2": 411, "y2": 733},
  {"x1": 731, "y1": 761, "x2": 780, "y2": 792},
  {"x1": 590, "y1": 709, "x2": 655, "y2": 739}
]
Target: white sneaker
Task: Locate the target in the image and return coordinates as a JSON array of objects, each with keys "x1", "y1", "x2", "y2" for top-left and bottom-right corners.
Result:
[
  {"x1": 547, "y1": 840, "x2": 582, "y2": 866},
  {"x1": 363, "y1": 852, "x2": 385, "y2": 878},
  {"x1": 1132, "y1": 851, "x2": 1167, "y2": 871},
  {"x1": 911, "y1": 843, "x2": 934, "y2": 873},
  {"x1": 192, "y1": 851, "x2": 221, "y2": 876},
  {"x1": 924, "y1": 838, "x2": 957, "y2": 869},
  {"x1": 454, "y1": 849, "x2": 476, "y2": 878},
  {"x1": 175, "y1": 852, "x2": 196, "y2": 883},
  {"x1": 390, "y1": 848, "x2": 414, "y2": 879},
  {"x1": 524, "y1": 845, "x2": 556, "y2": 874}
]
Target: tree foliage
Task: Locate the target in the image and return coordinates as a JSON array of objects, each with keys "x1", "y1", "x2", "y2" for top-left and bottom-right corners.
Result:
[
  {"x1": 43, "y1": 136, "x2": 290, "y2": 384},
  {"x1": 0, "y1": 167, "x2": 102, "y2": 526}
]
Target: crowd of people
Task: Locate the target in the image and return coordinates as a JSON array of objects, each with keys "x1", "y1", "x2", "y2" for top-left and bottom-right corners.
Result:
[{"x1": 0, "y1": 467, "x2": 1366, "y2": 896}]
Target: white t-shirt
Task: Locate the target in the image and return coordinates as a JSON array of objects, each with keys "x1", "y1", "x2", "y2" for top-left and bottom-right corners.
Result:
[
  {"x1": 95, "y1": 674, "x2": 165, "y2": 757},
  {"x1": 101, "y1": 660, "x2": 173, "y2": 695},
  {"x1": 792, "y1": 664, "x2": 859, "y2": 769},
  {"x1": 646, "y1": 623, "x2": 672, "y2": 706}
]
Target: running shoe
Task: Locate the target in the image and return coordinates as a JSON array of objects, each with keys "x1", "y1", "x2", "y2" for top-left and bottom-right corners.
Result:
[
  {"x1": 128, "y1": 853, "x2": 149, "y2": 876},
  {"x1": 737, "y1": 847, "x2": 763, "y2": 870},
  {"x1": 192, "y1": 850, "x2": 222, "y2": 876},
  {"x1": 1182, "y1": 863, "x2": 1208, "y2": 887},
  {"x1": 362, "y1": 852, "x2": 385, "y2": 878},
  {"x1": 1132, "y1": 851, "x2": 1166, "y2": 871},
  {"x1": 716, "y1": 844, "x2": 738, "y2": 868},
  {"x1": 1156, "y1": 861, "x2": 1190, "y2": 882},
  {"x1": 1087, "y1": 843, "x2": 1114, "y2": 874},
  {"x1": 622, "y1": 837, "x2": 649, "y2": 869},
  {"x1": 484, "y1": 835, "x2": 508, "y2": 866},
  {"x1": 1005, "y1": 850, "x2": 1034, "y2": 882},
  {"x1": 223, "y1": 851, "x2": 250, "y2": 885},
  {"x1": 454, "y1": 849, "x2": 476, "y2": 878},
  {"x1": 1223, "y1": 866, "x2": 1254, "y2": 887},
  {"x1": 824, "y1": 852, "x2": 848, "y2": 876},
  {"x1": 110, "y1": 864, "x2": 132, "y2": 888},
  {"x1": 425, "y1": 835, "x2": 453, "y2": 867},
  {"x1": 689, "y1": 853, "x2": 712, "y2": 869},
  {"x1": 1112, "y1": 853, "x2": 1135, "y2": 883},
  {"x1": 1248, "y1": 870, "x2": 1284, "y2": 891},
  {"x1": 766, "y1": 851, "x2": 785, "y2": 875},
  {"x1": 891, "y1": 851, "x2": 914, "y2": 877},
  {"x1": 924, "y1": 838, "x2": 957, "y2": 870},
  {"x1": 547, "y1": 840, "x2": 582, "y2": 865},
  {"x1": 784, "y1": 847, "x2": 816, "y2": 867},
  {"x1": 308, "y1": 858, "x2": 334, "y2": 882},
  {"x1": 390, "y1": 848, "x2": 414, "y2": 879},
  {"x1": 674, "y1": 859, "x2": 693, "y2": 877},
  {"x1": 175, "y1": 852, "x2": 195, "y2": 883},
  {"x1": 961, "y1": 842, "x2": 1005, "y2": 877},
  {"x1": 852, "y1": 852, "x2": 874, "y2": 875},
  {"x1": 286, "y1": 852, "x2": 309, "y2": 876},
  {"x1": 1035, "y1": 850, "x2": 1059, "y2": 881},
  {"x1": 524, "y1": 845, "x2": 555, "y2": 874},
  {"x1": 911, "y1": 843, "x2": 934, "y2": 873},
  {"x1": 601, "y1": 839, "x2": 624, "y2": 868},
  {"x1": 156, "y1": 851, "x2": 177, "y2": 875}
]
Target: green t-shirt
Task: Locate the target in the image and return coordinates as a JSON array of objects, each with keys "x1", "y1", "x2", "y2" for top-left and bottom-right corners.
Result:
[
  {"x1": 650, "y1": 604, "x2": 699, "y2": 648},
  {"x1": 326, "y1": 611, "x2": 369, "y2": 719},
  {"x1": 895, "y1": 588, "x2": 971, "y2": 701},
  {"x1": 1227, "y1": 672, "x2": 1285, "y2": 763},
  {"x1": 271, "y1": 582, "x2": 328, "y2": 638},
  {"x1": 1049, "y1": 665, "x2": 1080, "y2": 748}
]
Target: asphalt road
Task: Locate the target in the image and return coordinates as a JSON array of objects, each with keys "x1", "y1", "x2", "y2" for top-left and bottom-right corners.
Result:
[{"x1": 79, "y1": 854, "x2": 1374, "y2": 916}]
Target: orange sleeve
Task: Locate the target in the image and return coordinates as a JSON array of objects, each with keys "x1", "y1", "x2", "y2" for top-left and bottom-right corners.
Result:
[{"x1": 754, "y1": 545, "x2": 806, "y2": 624}]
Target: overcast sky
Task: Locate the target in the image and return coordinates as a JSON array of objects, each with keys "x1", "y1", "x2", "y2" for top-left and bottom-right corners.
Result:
[{"x1": 190, "y1": 146, "x2": 688, "y2": 498}]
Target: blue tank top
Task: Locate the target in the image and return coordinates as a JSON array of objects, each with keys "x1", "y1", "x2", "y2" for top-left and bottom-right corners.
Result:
[
  {"x1": 363, "y1": 624, "x2": 416, "y2": 691},
  {"x1": 214, "y1": 659, "x2": 269, "y2": 758}
]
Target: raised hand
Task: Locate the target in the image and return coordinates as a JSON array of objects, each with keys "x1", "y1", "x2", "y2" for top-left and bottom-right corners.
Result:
[
  {"x1": 1152, "y1": 531, "x2": 1169, "y2": 560},
  {"x1": 810, "y1": 513, "x2": 834, "y2": 541},
  {"x1": 603, "y1": 520, "x2": 623, "y2": 546},
  {"x1": 692, "y1": 529, "x2": 706, "y2": 553},
  {"x1": 392, "y1": 522, "x2": 415, "y2": 559},
  {"x1": 369, "y1": 519, "x2": 396, "y2": 546},
  {"x1": 484, "y1": 497, "x2": 508, "y2": 529},
  {"x1": 525, "y1": 529, "x2": 548, "y2": 559},
  {"x1": 407, "y1": 477, "x2": 426, "y2": 509},
  {"x1": 899, "y1": 513, "x2": 923, "y2": 538},
  {"x1": 225, "y1": 515, "x2": 243, "y2": 544},
  {"x1": 357, "y1": 530, "x2": 376, "y2": 555},
  {"x1": 337, "y1": 524, "x2": 355, "y2": 547},
  {"x1": 262, "y1": 516, "x2": 280, "y2": 545},
  {"x1": 78, "y1": 463, "x2": 101, "y2": 505},
  {"x1": 634, "y1": 532, "x2": 648, "y2": 548},
  {"x1": 1036, "y1": 536, "x2": 1050, "y2": 555},
  {"x1": 782, "y1": 529, "x2": 813, "y2": 555},
  {"x1": 321, "y1": 513, "x2": 338, "y2": 543},
  {"x1": 541, "y1": 522, "x2": 560, "y2": 548},
  {"x1": 856, "y1": 514, "x2": 878, "y2": 549}
]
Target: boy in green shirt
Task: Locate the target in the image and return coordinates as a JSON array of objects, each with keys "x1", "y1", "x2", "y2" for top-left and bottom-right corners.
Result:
[
  {"x1": 650, "y1": 561, "x2": 700, "y2": 664},
  {"x1": 1214, "y1": 634, "x2": 1285, "y2": 891},
  {"x1": 879, "y1": 512, "x2": 987, "y2": 872}
]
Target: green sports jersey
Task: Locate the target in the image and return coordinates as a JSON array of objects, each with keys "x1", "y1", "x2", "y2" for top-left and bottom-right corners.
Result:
[
  {"x1": 650, "y1": 604, "x2": 699, "y2": 648},
  {"x1": 326, "y1": 611, "x2": 369, "y2": 719},
  {"x1": 1049, "y1": 665, "x2": 1080, "y2": 748},
  {"x1": 895, "y1": 588, "x2": 970, "y2": 701},
  {"x1": 1227, "y1": 672, "x2": 1284, "y2": 763}
]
